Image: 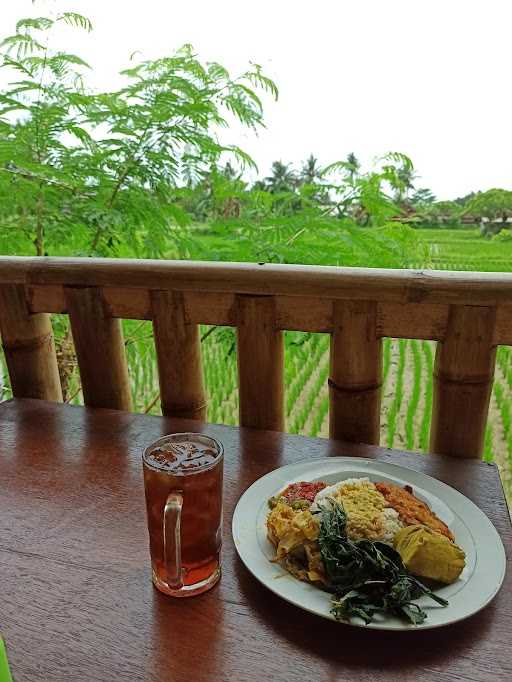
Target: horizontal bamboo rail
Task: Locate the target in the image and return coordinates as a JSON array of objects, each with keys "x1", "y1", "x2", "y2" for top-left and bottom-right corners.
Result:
[{"x1": 0, "y1": 256, "x2": 511, "y2": 458}]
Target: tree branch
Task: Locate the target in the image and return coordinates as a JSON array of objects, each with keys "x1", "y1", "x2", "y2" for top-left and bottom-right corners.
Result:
[
  {"x1": 35, "y1": 182, "x2": 44, "y2": 256},
  {"x1": 0, "y1": 166, "x2": 92, "y2": 196},
  {"x1": 90, "y1": 118, "x2": 154, "y2": 252}
]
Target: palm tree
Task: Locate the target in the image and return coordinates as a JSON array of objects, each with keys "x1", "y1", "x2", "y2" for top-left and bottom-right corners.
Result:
[
  {"x1": 252, "y1": 179, "x2": 267, "y2": 192},
  {"x1": 300, "y1": 154, "x2": 322, "y2": 185},
  {"x1": 411, "y1": 187, "x2": 436, "y2": 206},
  {"x1": 394, "y1": 166, "x2": 416, "y2": 203},
  {"x1": 346, "y1": 152, "x2": 360, "y2": 182},
  {"x1": 264, "y1": 161, "x2": 297, "y2": 194},
  {"x1": 221, "y1": 161, "x2": 241, "y2": 181}
]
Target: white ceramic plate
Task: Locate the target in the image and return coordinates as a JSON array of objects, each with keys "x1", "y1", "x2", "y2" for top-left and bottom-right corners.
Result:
[{"x1": 232, "y1": 457, "x2": 507, "y2": 630}]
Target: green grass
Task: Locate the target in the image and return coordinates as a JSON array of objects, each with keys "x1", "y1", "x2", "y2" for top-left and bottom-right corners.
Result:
[
  {"x1": 419, "y1": 341, "x2": 434, "y2": 452},
  {"x1": 383, "y1": 338, "x2": 392, "y2": 384},
  {"x1": 386, "y1": 339, "x2": 406, "y2": 448},
  {"x1": 405, "y1": 340, "x2": 422, "y2": 450},
  {"x1": 484, "y1": 424, "x2": 494, "y2": 463},
  {"x1": 309, "y1": 394, "x2": 329, "y2": 438}
]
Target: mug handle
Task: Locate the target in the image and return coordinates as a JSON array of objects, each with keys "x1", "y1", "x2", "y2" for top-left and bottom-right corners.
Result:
[{"x1": 164, "y1": 492, "x2": 183, "y2": 589}]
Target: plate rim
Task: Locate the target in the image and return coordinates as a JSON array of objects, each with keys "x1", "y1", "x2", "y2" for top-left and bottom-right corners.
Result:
[{"x1": 232, "y1": 456, "x2": 507, "y2": 631}]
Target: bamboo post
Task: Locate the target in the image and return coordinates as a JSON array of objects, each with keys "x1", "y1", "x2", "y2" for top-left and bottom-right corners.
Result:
[
  {"x1": 150, "y1": 290, "x2": 207, "y2": 419},
  {"x1": 65, "y1": 287, "x2": 132, "y2": 410},
  {"x1": 0, "y1": 283, "x2": 62, "y2": 401},
  {"x1": 329, "y1": 300, "x2": 382, "y2": 444},
  {"x1": 430, "y1": 305, "x2": 496, "y2": 458},
  {"x1": 236, "y1": 295, "x2": 284, "y2": 431}
]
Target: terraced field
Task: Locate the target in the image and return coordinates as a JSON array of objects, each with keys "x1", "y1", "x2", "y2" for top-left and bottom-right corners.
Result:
[{"x1": 410, "y1": 228, "x2": 512, "y2": 272}]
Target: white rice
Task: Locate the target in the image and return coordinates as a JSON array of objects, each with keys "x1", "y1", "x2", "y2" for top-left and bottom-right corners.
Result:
[
  {"x1": 380, "y1": 507, "x2": 403, "y2": 543},
  {"x1": 311, "y1": 476, "x2": 372, "y2": 511}
]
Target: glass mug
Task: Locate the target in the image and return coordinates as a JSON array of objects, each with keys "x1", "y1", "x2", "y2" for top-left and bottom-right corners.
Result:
[{"x1": 142, "y1": 433, "x2": 224, "y2": 597}]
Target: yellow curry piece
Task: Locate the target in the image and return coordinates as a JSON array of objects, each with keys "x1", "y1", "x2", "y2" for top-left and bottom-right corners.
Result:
[
  {"x1": 266, "y1": 500, "x2": 326, "y2": 583},
  {"x1": 394, "y1": 524, "x2": 465, "y2": 584},
  {"x1": 267, "y1": 500, "x2": 319, "y2": 559}
]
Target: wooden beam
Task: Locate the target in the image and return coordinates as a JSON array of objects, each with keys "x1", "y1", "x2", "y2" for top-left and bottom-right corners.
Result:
[
  {"x1": 65, "y1": 287, "x2": 132, "y2": 411},
  {"x1": 329, "y1": 301, "x2": 382, "y2": 444},
  {"x1": 430, "y1": 305, "x2": 496, "y2": 458},
  {"x1": 377, "y1": 302, "x2": 449, "y2": 341},
  {"x1": 494, "y1": 304, "x2": 512, "y2": 346},
  {"x1": 0, "y1": 283, "x2": 62, "y2": 401},
  {"x1": 236, "y1": 295, "x2": 284, "y2": 431},
  {"x1": 2, "y1": 256, "x2": 512, "y2": 306},
  {"x1": 151, "y1": 290, "x2": 206, "y2": 420}
]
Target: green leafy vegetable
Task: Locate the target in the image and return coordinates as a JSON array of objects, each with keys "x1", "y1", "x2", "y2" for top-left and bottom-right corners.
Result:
[
  {"x1": 317, "y1": 499, "x2": 448, "y2": 625},
  {"x1": 268, "y1": 495, "x2": 282, "y2": 510},
  {"x1": 290, "y1": 499, "x2": 310, "y2": 510}
]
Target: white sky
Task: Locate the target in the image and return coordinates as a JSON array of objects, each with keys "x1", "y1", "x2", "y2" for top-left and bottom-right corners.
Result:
[{"x1": 1, "y1": 0, "x2": 511, "y2": 199}]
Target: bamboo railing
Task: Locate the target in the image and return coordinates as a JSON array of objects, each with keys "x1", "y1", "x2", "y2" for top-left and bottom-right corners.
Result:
[{"x1": 1, "y1": 256, "x2": 512, "y2": 458}]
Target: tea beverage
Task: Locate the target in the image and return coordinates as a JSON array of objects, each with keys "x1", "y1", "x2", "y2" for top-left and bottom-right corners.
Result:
[{"x1": 142, "y1": 433, "x2": 223, "y2": 597}]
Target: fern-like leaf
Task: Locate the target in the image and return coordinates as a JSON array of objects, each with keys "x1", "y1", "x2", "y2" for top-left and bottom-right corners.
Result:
[
  {"x1": 16, "y1": 17, "x2": 54, "y2": 33},
  {"x1": 57, "y1": 13, "x2": 93, "y2": 33}
]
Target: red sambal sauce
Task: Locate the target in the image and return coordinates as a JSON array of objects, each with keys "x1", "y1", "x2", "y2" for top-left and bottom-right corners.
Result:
[{"x1": 282, "y1": 481, "x2": 326, "y2": 504}]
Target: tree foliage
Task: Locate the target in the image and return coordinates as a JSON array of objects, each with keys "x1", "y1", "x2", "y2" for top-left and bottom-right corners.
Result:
[
  {"x1": 300, "y1": 154, "x2": 322, "y2": 185},
  {"x1": 466, "y1": 189, "x2": 512, "y2": 221},
  {"x1": 0, "y1": 8, "x2": 431, "y2": 271},
  {"x1": 411, "y1": 188, "x2": 436, "y2": 206},
  {"x1": 416, "y1": 200, "x2": 461, "y2": 227},
  {"x1": 345, "y1": 152, "x2": 360, "y2": 182},
  {"x1": 0, "y1": 12, "x2": 278, "y2": 257},
  {"x1": 263, "y1": 161, "x2": 298, "y2": 194}
]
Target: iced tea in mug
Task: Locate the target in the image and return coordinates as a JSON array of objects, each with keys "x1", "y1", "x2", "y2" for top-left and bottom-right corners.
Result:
[{"x1": 142, "y1": 433, "x2": 223, "y2": 597}]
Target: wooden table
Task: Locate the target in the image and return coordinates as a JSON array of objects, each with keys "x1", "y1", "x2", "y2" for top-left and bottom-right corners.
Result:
[{"x1": 0, "y1": 399, "x2": 511, "y2": 682}]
